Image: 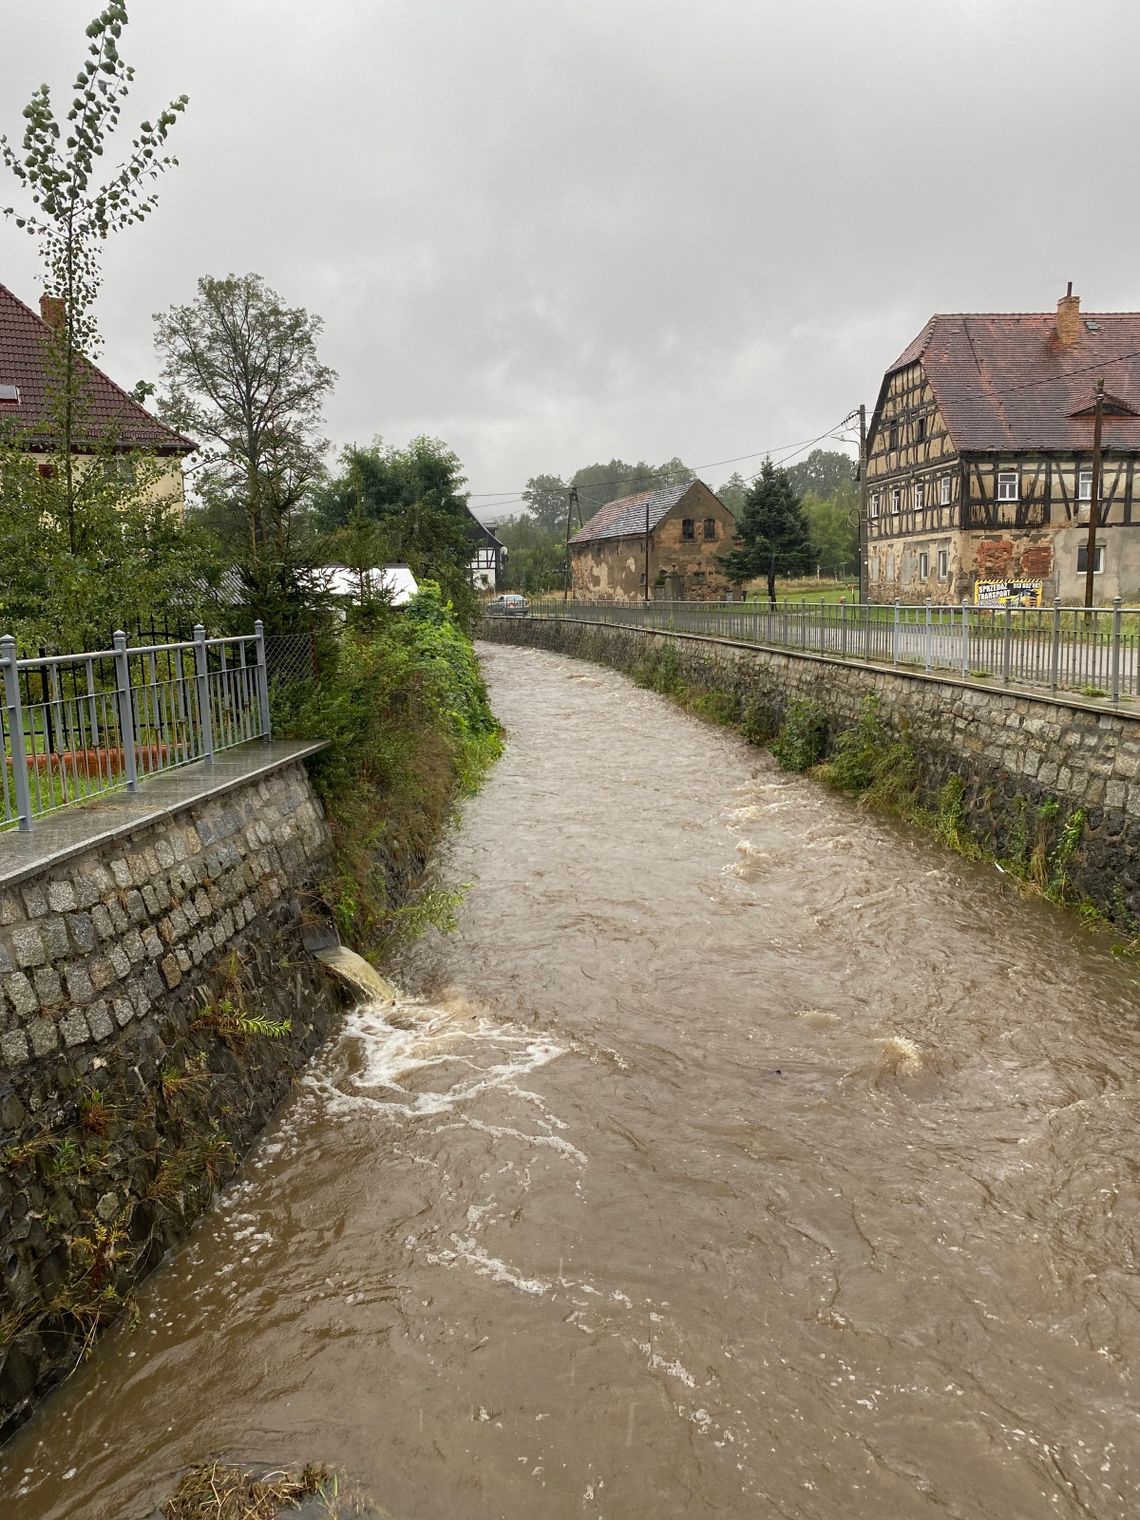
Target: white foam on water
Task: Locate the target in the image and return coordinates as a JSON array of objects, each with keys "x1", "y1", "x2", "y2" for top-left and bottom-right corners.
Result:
[
  {"x1": 879, "y1": 1035, "x2": 924, "y2": 1077},
  {"x1": 424, "y1": 1233, "x2": 551, "y2": 1296}
]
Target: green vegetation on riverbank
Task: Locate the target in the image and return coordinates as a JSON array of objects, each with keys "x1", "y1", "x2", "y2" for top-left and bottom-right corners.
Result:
[
  {"x1": 277, "y1": 581, "x2": 501, "y2": 962},
  {"x1": 629, "y1": 643, "x2": 1100, "y2": 921}
]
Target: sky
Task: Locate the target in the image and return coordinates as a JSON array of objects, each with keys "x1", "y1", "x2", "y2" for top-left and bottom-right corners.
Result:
[{"x1": 4, "y1": 0, "x2": 1140, "y2": 523}]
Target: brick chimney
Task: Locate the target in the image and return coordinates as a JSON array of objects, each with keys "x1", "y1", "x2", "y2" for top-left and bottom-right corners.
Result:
[
  {"x1": 1055, "y1": 283, "x2": 1081, "y2": 346},
  {"x1": 39, "y1": 293, "x2": 65, "y2": 329}
]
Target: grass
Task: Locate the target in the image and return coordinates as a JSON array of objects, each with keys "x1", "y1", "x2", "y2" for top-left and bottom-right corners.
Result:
[{"x1": 162, "y1": 1460, "x2": 339, "y2": 1520}]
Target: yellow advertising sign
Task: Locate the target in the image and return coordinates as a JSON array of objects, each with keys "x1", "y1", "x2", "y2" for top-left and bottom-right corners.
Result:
[{"x1": 975, "y1": 579, "x2": 1043, "y2": 608}]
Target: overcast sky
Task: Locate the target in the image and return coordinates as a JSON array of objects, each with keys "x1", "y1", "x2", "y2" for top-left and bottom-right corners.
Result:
[{"x1": 4, "y1": 0, "x2": 1140, "y2": 520}]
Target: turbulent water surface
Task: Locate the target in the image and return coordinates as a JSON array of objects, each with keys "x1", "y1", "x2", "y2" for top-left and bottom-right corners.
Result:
[{"x1": 5, "y1": 641, "x2": 1140, "y2": 1519}]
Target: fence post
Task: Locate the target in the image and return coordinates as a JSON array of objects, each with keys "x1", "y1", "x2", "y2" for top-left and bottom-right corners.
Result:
[
  {"x1": 254, "y1": 620, "x2": 272, "y2": 741},
  {"x1": 840, "y1": 600, "x2": 848, "y2": 658},
  {"x1": 960, "y1": 598, "x2": 970, "y2": 679},
  {"x1": 1111, "y1": 595, "x2": 1122, "y2": 706},
  {"x1": 1050, "y1": 597, "x2": 1061, "y2": 692},
  {"x1": 112, "y1": 630, "x2": 139, "y2": 793},
  {"x1": 924, "y1": 598, "x2": 932, "y2": 673},
  {"x1": 893, "y1": 602, "x2": 900, "y2": 666},
  {"x1": 1002, "y1": 603, "x2": 1013, "y2": 684},
  {"x1": 2, "y1": 636, "x2": 33, "y2": 830},
  {"x1": 194, "y1": 623, "x2": 215, "y2": 763}
]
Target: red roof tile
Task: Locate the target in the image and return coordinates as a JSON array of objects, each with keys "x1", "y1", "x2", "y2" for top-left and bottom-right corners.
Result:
[
  {"x1": 572, "y1": 480, "x2": 699, "y2": 545},
  {"x1": 0, "y1": 282, "x2": 194, "y2": 454},
  {"x1": 884, "y1": 310, "x2": 1140, "y2": 453}
]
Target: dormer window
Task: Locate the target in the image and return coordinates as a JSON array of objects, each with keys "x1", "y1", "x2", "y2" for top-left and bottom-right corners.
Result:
[{"x1": 0, "y1": 384, "x2": 19, "y2": 406}]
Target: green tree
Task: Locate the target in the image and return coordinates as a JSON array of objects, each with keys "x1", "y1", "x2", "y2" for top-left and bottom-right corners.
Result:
[
  {"x1": 495, "y1": 514, "x2": 564, "y2": 594},
  {"x1": 719, "y1": 459, "x2": 813, "y2": 605},
  {"x1": 784, "y1": 449, "x2": 855, "y2": 501},
  {"x1": 312, "y1": 437, "x2": 479, "y2": 625},
  {"x1": 0, "y1": 0, "x2": 188, "y2": 552},
  {"x1": 802, "y1": 481, "x2": 859, "y2": 576},
  {"x1": 154, "y1": 274, "x2": 336, "y2": 562},
  {"x1": 521, "y1": 473, "x2": 570, "y2": 535},
  {"x1": 716, "y1": 470, "x2": 748, "y2": 517}
]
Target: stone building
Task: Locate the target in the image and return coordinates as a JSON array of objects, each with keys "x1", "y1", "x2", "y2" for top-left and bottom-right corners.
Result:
[
  {"x1": 0, "y1": 281, "x2": 194, "y2": 509},
  {"x1": 865, "y1": 289, "x2": 1140, "y2": 605},
  {"x1": 570, "y1": 479, "x2": 736, "y2": 602}
]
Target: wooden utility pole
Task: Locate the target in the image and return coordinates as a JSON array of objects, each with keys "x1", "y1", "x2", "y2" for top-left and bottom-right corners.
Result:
[
  {"x1": 1083, "y1": 379, "x2": 1105, "y2": 609},
  {"x1": 644, "y1": 494, "x2": 652, "y2": 605},
  {"x1": 563, "y1": 486, "x2": 579, "y2": 602},
  {"x1": 857, "y1": 403, "x2": 868, "y2": 605}
]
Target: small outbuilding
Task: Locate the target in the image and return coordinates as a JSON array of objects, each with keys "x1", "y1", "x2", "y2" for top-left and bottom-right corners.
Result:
[{"x1": 569, "y1": 479, "x2": 736, "y2": 602}]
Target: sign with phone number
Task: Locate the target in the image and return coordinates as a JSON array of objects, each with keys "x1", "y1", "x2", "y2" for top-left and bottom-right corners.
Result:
[{"x1": 975, "y1": 579, "x2": 1044, "y2": 608}]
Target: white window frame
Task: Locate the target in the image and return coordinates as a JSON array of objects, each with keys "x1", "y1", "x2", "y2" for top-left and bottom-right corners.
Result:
[
  {"x1": 937, "y1": 548, "x2": 949, "y2": 580},
  {"x1": 997, "y1": 470, "x2": 1019, "y2": 502},
  {"x1": 940, "y1": 475, "x2": 951, "y2": 505},
  {"x1": 869, "y1": 491, "x2": 880, "y2": 519},
  {"x1": 914, "y1": 481, "x2": 925, "y2": 510},
  {"x1": 917, "y1": 551, "x2": 930, "y2": 579},
  {"x1": 890, "y1": 487, "x2": 901, "y2": 514},
  {"x1": 1077, "y1": 543, "x2": 1105, "y2": 575},
  {"x1": 1078, "y1": 469, "x2": 1093, "y2": 502}
]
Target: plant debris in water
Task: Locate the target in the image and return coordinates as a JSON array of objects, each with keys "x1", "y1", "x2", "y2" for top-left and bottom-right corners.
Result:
[{"x1": 162, "y1": 1460, "x2": 336, "y2": 1520}]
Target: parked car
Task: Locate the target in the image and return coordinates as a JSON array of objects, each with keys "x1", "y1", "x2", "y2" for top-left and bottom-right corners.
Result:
[{"x1": 485, "y1": 594, "x2": 530, "y2": 616}]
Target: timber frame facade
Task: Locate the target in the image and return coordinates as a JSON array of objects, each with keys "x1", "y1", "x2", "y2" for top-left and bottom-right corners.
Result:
[{"x1": 865, "y1": 292, "x2": 1140, "y2": 605}]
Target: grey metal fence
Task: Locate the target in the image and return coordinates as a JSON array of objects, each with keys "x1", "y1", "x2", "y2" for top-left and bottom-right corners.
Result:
[
  {"x1": 508, "y1": 597, "x2": 1140, "y2": 705},
  {"x1": 0, "y1": 622, "x2": 273, "y2": 831}
]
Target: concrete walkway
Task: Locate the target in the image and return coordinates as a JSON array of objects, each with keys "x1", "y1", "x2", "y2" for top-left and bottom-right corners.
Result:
[{"x1": 0, "y1": 739, "x2": 327, "y2": 888}]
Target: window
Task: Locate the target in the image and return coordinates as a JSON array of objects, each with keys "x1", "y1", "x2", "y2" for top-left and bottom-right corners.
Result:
[
  {"x1": 888, "y1": 421, "x2": 899, "y2": 451},
  {"x1": 869, "y1": 491, "x2": 880, "y2": 519},
  {"x1": 703, "y1": 517, "x2": 717, "y2": 540},
  {"x1": 890, "y1": 487, "x2": 901, "y2": 513},
  {"x1": 37, "y1": 461, "x2": 54, "y2": 479},
  {"x1": 937, "y1": 548, "x2": 949, "y2": 580},
  {"x1": 914, "y1": 482, "x2": 925, "y2": 510},
  {"x1": 1079, "y1": 469, "x2": 1093, "y2": 501},
  {"x1": 103, "y1": 456, "x2": 136, "y2": 484},
  {"x1": 940, "y1": 475, "x2": 951, "y2": 505},
  {"x1": 0, "y1": 384, "x2": 19, "y2": 405},
  {"x1": 997, "y1": 470, "x2": 1019, "y2": 501},
  {"x1": 681, "y1": 518, "x2": 695, "y2": 540},
  {"x1": 692, "y1": 571, "x2": 707, "y2": 585},
  {"x1": 918, "y1": 551, "x2": 929, "y2": 579},
  {"x1": 916, "y1": 415, "x2": 927, "y2": 443},
  {"x1": 1077, "y1": 543, "x2": 1105, "y2": 574}
]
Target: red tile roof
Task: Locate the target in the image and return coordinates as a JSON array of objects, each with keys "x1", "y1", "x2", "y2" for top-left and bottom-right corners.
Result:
[
  {"x1": 883, "y1": 310, "x2": 1140, "y2": 453},
  {"x1": 0, "y1": 282, "x2": 194, "y2": 454}
]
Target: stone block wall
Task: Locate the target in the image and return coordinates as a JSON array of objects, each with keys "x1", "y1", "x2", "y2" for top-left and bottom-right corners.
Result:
[
  {"x1": 0, "y1": 759, "x2": 344, "y2": 1435},
  {"x1": 483, "y1": 618, "x2": 1140, "y2": 919}
]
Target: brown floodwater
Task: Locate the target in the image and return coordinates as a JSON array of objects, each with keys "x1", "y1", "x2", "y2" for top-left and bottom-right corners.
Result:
[{"x1": 4, "y1": 640, "x2": 1140, "y2": 1519}]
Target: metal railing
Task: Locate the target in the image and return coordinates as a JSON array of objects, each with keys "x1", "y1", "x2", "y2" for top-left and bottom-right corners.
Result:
[
  {"x1": 0, "y1": 622, "x2": 273, "y2": 831},
  {"x1": 505, "y1": 597, "x2": 1140, "y2": 705}
]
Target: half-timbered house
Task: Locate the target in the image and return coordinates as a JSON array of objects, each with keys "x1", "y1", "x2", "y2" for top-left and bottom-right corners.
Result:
[
  {"x1": 865, "y1": 289, "x2": 1140, "y2": 605},
  {"x1": 467, "y1": 510, "x2": 505, "y2": 590}
]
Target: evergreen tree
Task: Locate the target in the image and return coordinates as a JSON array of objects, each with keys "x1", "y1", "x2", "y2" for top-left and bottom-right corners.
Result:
[{"x1": 718, "y1": 459, "x2": 813, "y2": 605}]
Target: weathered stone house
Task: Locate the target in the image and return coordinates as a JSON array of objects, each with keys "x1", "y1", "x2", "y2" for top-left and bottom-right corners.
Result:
[
  {"x1": 570, "y1": 479, "x2": 736, "y2": 601},
  {"x1": 0, "y1": 282, "x2": 195, "y2": 509},
  {"x1": 865, "y1": 290, "x2": 1140, "y2": 604}
]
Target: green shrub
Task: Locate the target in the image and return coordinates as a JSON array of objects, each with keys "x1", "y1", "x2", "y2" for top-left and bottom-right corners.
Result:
[
  {"x1": 771, "y1": 699, "x2": 828, "y2": 772},
  {"x1": 740, "y1": 698, "x2": 775, "y2": 746}
]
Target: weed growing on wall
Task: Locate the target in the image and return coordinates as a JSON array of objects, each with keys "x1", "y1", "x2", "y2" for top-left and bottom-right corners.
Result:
[{"x1": 771, "y1": 699, "x2": 828, "y2": 773}]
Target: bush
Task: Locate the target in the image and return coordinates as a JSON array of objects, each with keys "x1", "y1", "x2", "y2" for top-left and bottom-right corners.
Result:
[{"x1": 771, "y1": 699, "x2": 828, "y2": 772}]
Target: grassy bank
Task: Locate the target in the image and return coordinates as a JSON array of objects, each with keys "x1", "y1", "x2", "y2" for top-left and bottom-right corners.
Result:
[{"x1": 277, "y1": 582, "x2": 502, "y2": 962}]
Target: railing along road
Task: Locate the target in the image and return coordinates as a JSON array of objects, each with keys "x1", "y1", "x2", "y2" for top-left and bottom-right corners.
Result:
[
  {"x1": 0, "y1": 622, "x2": 273, "y2": 831},
  {"x1": 504, "y1": 597, "x2": 1140, "y2": 706}
]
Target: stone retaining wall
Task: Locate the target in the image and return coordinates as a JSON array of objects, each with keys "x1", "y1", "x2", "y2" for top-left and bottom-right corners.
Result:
[
  {"x1": 0, "y1": 759, "x2": 343, "y2": 1435},
  {"x1": 483, "y1": 618, "x2": 1140, "y2": 919}
]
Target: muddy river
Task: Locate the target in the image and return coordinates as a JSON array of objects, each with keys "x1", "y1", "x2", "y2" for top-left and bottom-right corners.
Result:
[{"x1": 4, "y1": 640, "x2": 1140, "y2": 1518}]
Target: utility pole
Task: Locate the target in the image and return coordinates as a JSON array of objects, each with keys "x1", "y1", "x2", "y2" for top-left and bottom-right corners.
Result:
[
  {"x1": 857, "y1": 403, "x2": 868, "y2": 606},
  {"x1": 1083, "y1": 378, "x2": 1105, "y2": 610},
  {"x1": 563, "y1": 486, "x2": 579, "y2": 602},
  {"x1": 644, "y1": 494, "x2": 651, "y2": 605}
]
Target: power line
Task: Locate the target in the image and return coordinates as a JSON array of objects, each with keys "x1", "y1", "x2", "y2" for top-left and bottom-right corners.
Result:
[{"x1": 466, "y1": 424, "x2": 857, "y2": 500}]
